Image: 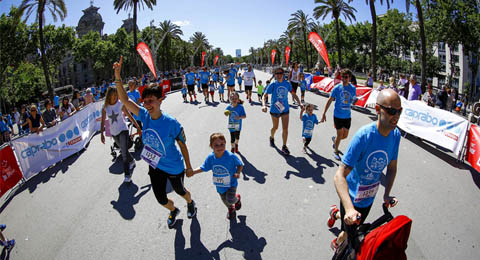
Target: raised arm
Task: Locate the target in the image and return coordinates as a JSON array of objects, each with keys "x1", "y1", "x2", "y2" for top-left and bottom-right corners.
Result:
[{"x1": 113, "y1": 56, "x2": 140, "y2": 116}]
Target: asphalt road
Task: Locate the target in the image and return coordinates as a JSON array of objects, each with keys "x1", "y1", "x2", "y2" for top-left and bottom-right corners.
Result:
[{"x1": 1, "y1": 70, "x2": 479, "y2": 260}]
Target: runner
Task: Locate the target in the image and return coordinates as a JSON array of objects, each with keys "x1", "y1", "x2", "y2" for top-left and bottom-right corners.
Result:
[
  {"x1": 218, "y1": 81, "x2": 226, "y2": 102},
  {"x1": 113, "y1": 57, "x2": 197, "y2": 229},
  {"x1": 300, "y1": 103, "x2": 319, "y2": 153},
  {"x1": 199, "y1": 67, "x2": 211, "y2": 102},
  {"x1": 256, "y1": 80, "x2": 264, "y2": 103},
  {"x1": 184, "y1": 67, "x2": 197, "y2": 103},
  {"x1": 209, "y1": 80, "x2": 216, "y2": 102},
  {"x1": 320, "y1": 68, "x2": 357, "y2": 160},
  {"x1": 243, "y1": 65, "x2": 256, "y2": 103},
  {"x1": 181, "y1": 85, "x2": 188, "y2": 103},
  {"x1": 327, "y1": 89, "x2": 401, "y2": 251},
  {"x1": 100, "y1": 87, "x2": 140, "y2": 183},
  {"x1": 237, "y1": 73, "x2": 243, "y2": 92},
  {"x1": 188, "y1": 133, "x2": 243, "y2": 220},
  {"x1": 224, "y1": 92, "x2": 246, "y2": 153},
  {"x1": 225, "y1": 69, "x2": 236, "y2": 101},
  {"x1": 262, "y1": 67, "x2": 303, "y2": 155},
  {"x1": 289, "y1": 63, "x2": 300, "y2": 104},
  {"x1": 299, "y1": 73, "x2": 307, "y2": 104}
]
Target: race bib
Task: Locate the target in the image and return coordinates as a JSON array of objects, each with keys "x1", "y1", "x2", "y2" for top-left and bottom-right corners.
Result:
[
  {"x1": 274, "y1": 101, "x2": 285, "y2": 113},
  {"x1": 354, "y1": 182, "x2": 380, "y2": 203},
  {"x1": 228, "y1": 122, "x2": 240, "y2": 131},
  {"x1": 303, "y1": 128, "x2": 313, "y2": 136},
  {"x1": 212, "y1": 173, "x2": 231, "y2": 187},
  {"x1": 141, "y1": 145, "x2": 162, "y2": 168}
]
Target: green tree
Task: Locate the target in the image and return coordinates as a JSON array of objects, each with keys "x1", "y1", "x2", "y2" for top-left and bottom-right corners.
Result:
[
  {"x1": 158, "y1": 20, "x2": 183, "y2": 71},
  {"x1": 313, "y1": 0, "x2": 357, "y2": 68},
  {"x1": 189, "y1": 32, "x2": 209, "y2": 66},
  {"x1": 17, "y1": 0, "x2": 67, "y2": 100},
  {"x1": 288, "y1": 10, "x2": 315, "y2": 69}
]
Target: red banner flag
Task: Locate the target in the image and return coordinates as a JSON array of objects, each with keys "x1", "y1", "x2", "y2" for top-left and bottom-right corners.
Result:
[
  {"x1": 271, "y1": 49, "x2": 276, "y2": 65},
  {"x1": 201, "y1": 51, "x2": 206, "y2": 67},
  {"x1": 354, "y1": 86, "x2": 373, "y2": 108},
  {"x1": 0, "y1": 146, "x2": 23, "y2": 198},
  {"x1": 466, "y1": 124, "x2": 480, "y2": 173},
  {"x1": 285, "y1": 46, "x2": 291, "y2": 66},
  {"x1": 214, "y1": 55, "x2": 219, "y2": 66},
  {"x1": 308, "y1": 32, "x2": 331, "y2": 68},
  {"x1": 136, "y1": 42, "x2": 157, "y2": 79}
]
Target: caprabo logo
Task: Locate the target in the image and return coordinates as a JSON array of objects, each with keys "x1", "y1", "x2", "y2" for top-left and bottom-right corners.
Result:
[
  {"x1": 21, "y1": 126, "x2": 81, "y2": 159},
  {"x1": 404, "y1": 108, "x2": 451, "y2": 127}
]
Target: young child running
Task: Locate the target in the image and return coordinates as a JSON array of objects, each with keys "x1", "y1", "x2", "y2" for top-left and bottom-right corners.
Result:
[
  {"x1": 188, "y1": 133, "x2": 244, "y2": 220},
  {"x1": 300, "y1": 103, "x2": 319, "y2": 153},
  {"x1": 299, "y1": 73, "x2": 307, "y2": 104},
  {"x1": 181, "y1": 85, "x2": 187, "y2": 103},
  {"x1": 256, "y1": 80, "x2": 264, "y2": 103},
  {"x1": 209, "y1": 80, "x2": 216, "y2": 102},
  {"x1": 218, "y1": 81, "x2": 226, "y2": 102},
  {"x1": 264, "y1": 80, "x2": 270, "y2": 103},
  {"x1": 225, "y1": 92, "x2": 246, "y2": 153},
  {"x1": 237, "y1": 73, "x2": 243, "y2": 92}
]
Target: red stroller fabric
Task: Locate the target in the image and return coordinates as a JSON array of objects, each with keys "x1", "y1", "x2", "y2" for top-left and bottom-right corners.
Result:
[{"x1": 357, "y1": 215, "x2": 412, "y2": 260}]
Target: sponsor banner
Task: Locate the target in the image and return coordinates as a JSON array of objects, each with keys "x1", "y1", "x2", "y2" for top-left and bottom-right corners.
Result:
[
  {"x1": 313, "y1": 76, "x2": 324, "y2": 83},
  {"x1": 304, "y1": 73, "x2": 313, "y2": 90},
  {"x1": 170, "y1": 77, "x2": 183, "y2": 91},
  {"x1": 365, "y1": 89, "x2": 380, "y2": 108},
  {"x1": 397, "y1": 97, "x2": 469, "y2": 156},
  {"x1": 11, "y1": 102, "x2": 103, "y2": 179},
  {"x1": 214, "y1": 55, "x2": 219, "y2": 66},
  {"x1": 466, "y1": 125, "x2": 480, "y2": 172},
  {"x1": 0, "y1": 146, "x2": 23, "y2": 198},
  {"x1": 162, "y1": 79, "x2": 171, "y2": 93},
  {"x1": 285, "y1": 46, "x2": 291, "y2": 66},
  {"x1": 310, "y1": 77, "x2": 339, "y2": 93},
  {"x1": 271, "y1": 49, "x2": 276, "y2": 65},
  {"x1": 136, "y1": 42, "x2": 157, "y2": 79},
  {"x1": 308, "y1": 32, "x2": 331, "y2": 68},
  {"x1": 354, "y1": 87, "x2": 373, "y2": 108},
  {"x1": 201, "y1": 51, "x2": 206, "y2": 67}
]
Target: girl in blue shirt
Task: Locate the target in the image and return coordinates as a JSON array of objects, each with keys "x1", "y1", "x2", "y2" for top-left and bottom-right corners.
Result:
[
  {"x1": 299, "y1": 73, "x2": 307, "y2": 104},
  {"x1": 224, "y1": 92, "x2": 246, "y2": 153},
  {"x1": 189, "y1": 133, "x2": 244, "y2": 220},
  {"x1": 218, "y1": 81, "x2": 225, "y2": 102},
  {"x1": 113, "y1": 57, "x2": 197, "y2": 229},
  {"x1": 237, "y1": 73, "x2": 243, "y2": 92},
  {"x1": 300, "y1": 103, "x2": 319, "y2": 153}
]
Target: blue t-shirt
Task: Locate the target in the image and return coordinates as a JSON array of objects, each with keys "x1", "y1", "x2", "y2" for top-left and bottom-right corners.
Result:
[
  {"x1": 54, "y1": 95, "x2": 60, "y2": 107},
  {"x1": 302, "y1": 113, "x2": 319, "y2": 138},
  {"x1": 212, "y1": 73, "x2": 218, "y2": 82},
  {"x1": 226, "y1": 104, "x2": 246, "y2": 132},
  {"x1": 181, "y1": 88, "x2": 187, "y2": 95},
  {"x1": 330, "y1": 83, "x2": 356, "y2": 119},
  {"x1": 300, "y1": 80, "x2": 307, "y2": 91},
  {"x1": 200, "y1": 150, "x2": 244, "y2": 194},
  {"x1": 237, "y1": 76, "x2": 242, "y2": 85},
  {"x1": 219, "y1": 85, "x2": 225, "y2": 94},
  {"x1": 265, "y1": 80, "x2": 292, "y2": 114},
  {"x1": 138, "y1": 107, "x2": 185, "y2": 174},
  {"x1": 199, "y1": 71, "x2": 210, "y2": 84},
  {"x1": 185, "y1": 72, "x2": 196, "y2": 85},
  {"x1": 128, "y1": 90, "x2": 141, "y2": 104},
  {"x1": 0, "y1": 120, "x2": 8, "y2": 133},
  {"x1": 91, "y1": 87, "x2": 96, "y2": 96},
  {"x1": 342, "y1": 122, "x2": 401, "y2": 207},
  {"x1": 227, "y1": 71, "x2": 236, "y2": 86}
]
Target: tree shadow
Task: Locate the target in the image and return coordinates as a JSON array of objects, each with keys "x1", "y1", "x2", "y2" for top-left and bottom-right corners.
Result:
[
  {"x1": 211, "y1": 215, "x2": 267, "y2": 260},
  {"x1": 237, "y1": 153, "x2": 267, "y2": 184},
  {"x1": 174, "y1": 218, "x2": 214, "y2": 260},
  {"x1": 110, "y1": 183, "x2": 151, "y2": 220},
  {"x1": 274, "y1": 147, "x2": 326, "y2": 184}
]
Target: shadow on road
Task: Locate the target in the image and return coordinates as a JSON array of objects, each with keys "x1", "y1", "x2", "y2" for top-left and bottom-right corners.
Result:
[
  {"x1": 237, "y1": 153, "x2": 267, "y2": 184},
  {"x1": 110, "y1": 183, "x2": 151, "y2": 220},
  {"x1": 274, "y1": 147, "x2": 328, "y2": 184},
  {"x1": 174, "y1": 218, "x2": 214, "y2": 260},
  {"x1": 211, "y1": 215, "x2": 267, "y2": 260},
  {"x1": 403, "y1": 133, "x2": 463, "y2": 168}
]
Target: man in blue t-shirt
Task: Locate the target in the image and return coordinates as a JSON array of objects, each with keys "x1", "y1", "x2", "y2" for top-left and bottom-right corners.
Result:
[
  {"x1": 327, "y1": 89, "x2": 402, "y2": 250},
  {"x1": 321, "y1": 68, "x2": 357, "y2": 160},
  {"x1": 199, "y1": 67, "x2": 211, "y2": 102},
  {"x1": 184, "y1": 68, "x2": 197, "y2": 102}
]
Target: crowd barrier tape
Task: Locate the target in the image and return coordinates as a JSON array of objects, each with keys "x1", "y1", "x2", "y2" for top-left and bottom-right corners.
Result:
[
  {"x1": 11, "y1": 102, "x2": 103, "y2": 180},
  {"x1": 0, "y1": 145, "x2": 23, "y2": 198},
  {"x1": 397, "y1": 97, "x2": 469, "y2": 157}
]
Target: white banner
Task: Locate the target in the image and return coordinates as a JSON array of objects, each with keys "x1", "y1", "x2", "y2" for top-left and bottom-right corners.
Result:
[
  {"x1": 397, "y1": 97, "x2": 469, "y2": 156},
  {"x1": 11, "y1": 102, "x2": 103, "y2": 179},
  {"x1": 365, "y1": 89, "x2": 380, "y2": 108}
]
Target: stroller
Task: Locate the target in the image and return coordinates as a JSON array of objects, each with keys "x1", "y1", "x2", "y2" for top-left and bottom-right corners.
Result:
[
  {"x1": 104, "y1": 118, "x2": 143, "y2": 160},
  {"x1": 333, "y1": 201, "x2": 412, "y2": 260}
]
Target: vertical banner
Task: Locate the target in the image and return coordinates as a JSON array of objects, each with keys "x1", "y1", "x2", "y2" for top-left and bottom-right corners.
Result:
[
  {"x1": 285, "y1": 46, "x2": 291, "y2": 66},
  {"x1": 214, "y1": 55, "x2": 219, "y2": 66},
  {"x1": 466, "y1": 124, "x2": 480, "y2": 173},
  {"x1": 308, "y1": 32, "x2": 331, "y2": 69},
  {"x1": 271, "y1": 49, "x2": 276, "y2": 65},
  {"x1": 201, "y1": 51, "x2": 206, "y2": 67},
  {"x1": 0, "y1": 146, "x2": 23, "y2": 198},
  {"x1": 136, "y1": 42, "x2": 157, "y2": 79}
]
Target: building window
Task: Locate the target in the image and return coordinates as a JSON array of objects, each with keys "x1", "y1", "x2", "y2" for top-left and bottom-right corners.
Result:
[
  {"x1": 453, "y1": 79, "x2": 459, "y2": 88},
  {"x1": 438, "y1": 42, "x2": 445, "y2": 51},
  {"x1": 453, "y1": 55, "x2": 459, "y2": 63},
  {"x1": 438, "y1": 76, "x2": 446, "y2": 87}
]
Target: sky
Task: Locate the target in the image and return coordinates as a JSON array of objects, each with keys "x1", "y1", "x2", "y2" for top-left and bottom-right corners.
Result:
[{"x1": 0, "y1": 0, "x2": 414, "y2": 57}]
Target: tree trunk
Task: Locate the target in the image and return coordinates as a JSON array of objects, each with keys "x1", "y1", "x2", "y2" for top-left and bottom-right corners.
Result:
[
  {"x1": 369, "y1": 0, "x2": 377, "y2": 80},
  {"x1": 38, "y1": 3, "x2": 53, "y2": 100},
  {"x1": 335, "y1": 17, "x2": 342, "y2": 68},
  {"x1": 416, "y1": 0, "x2": 427, "y2": 93},
  {"x1": 303, "y1": 28, "x2": 309, "y2": 71}
]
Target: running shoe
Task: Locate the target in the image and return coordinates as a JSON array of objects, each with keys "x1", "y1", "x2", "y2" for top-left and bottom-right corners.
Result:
[
  {"x1": 234, "y1": 194, "x2": 242, "y2": 211},
  {"x1": 303, "y1": 146, "x2": 307, "y2": 154},
  {"x1": 327, "y1": 205, "x2": 339, "y2": 228},
  {"x1": 167, "y1": 208, "x2": 180, "y2": 229},
  {"x1": 129, "y1": 160, "x2": 136, "y2": 171},
  {"x1": 333, "y1": 151, "x2": 341, "y2": 161},
  {"x1": 124, "y1": 175, "x2": 132, "y2": 183},
  {"x1": 269, "y1": 137, "x2": 275, "y2": 147},
  {"x1": 0, "y1": 224, "x2": 6, "y2": 231},
  {"x1": 281, "y1": 145, "x2": 290, "y2": 155},
  {"x1": 227, "y1": 206, "x2": 236, "y2": 220},
  {"x1": 187, "y1": 200, "x2": 197, "y2": 219},
  {"x1": 330, "y1": 238, "x2": 338, "y2": 250},
  {"x1": 331, "y1": 136, "x2": 336, "y2": 149}
]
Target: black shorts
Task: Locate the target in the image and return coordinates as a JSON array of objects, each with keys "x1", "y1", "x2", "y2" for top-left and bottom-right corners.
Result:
[
  {"x1": 270, "y1": 111, "x2": 289, "y2": 118},
  {"x1": 333, "y1": 117, "x2": 351, "y2": 130},
  {"x1": 227, "y1": 84, "x2": 235, "y2": 88},
  {"x1": 304, "y1": 137, "x2": 312, "y2": 146},
  {"x1": 245, "y1": 85, "x2": 253, "y2": 91},
  {"x1": 230, "y1": 131, "x2": 240, "y2": 143},
  {"x1": 258, "y1": 93, "x2": 263, "y2": 98},
  {"x1": 339, "y1": 201, "x2": 372, "y2": 232},
  {"x1": 201, "y1": 84, "x2": 208, "y2": 90},
  {"x1": 291, "y1": 81, "x2": 299, "y2": 93},
  {"x1": 187, "y1": 84, "x2": 195, "y2": 92},
  {"x1": 148, "y1": 166, "x2": 187, "y2": 205}
]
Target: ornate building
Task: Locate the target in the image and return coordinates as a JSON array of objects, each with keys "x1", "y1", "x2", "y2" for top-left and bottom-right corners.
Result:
[{"x1": 76, "y1": 5, "x2": 104, "y2": 38}]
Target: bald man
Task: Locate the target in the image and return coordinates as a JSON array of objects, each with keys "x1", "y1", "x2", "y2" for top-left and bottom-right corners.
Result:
[{"x1": 327, "y1": 89, "x2": 402, "y2": 250}]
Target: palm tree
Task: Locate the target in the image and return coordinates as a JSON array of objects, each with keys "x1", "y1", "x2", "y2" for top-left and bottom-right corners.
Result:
[
  {"x1": 406, "y1": 1, "x2": 427, "y2": 92},
  {"x1": 114, "y1": 0, "x2": 157, "y2": 50},
  {"x1": 249, "y1": 47, "x2": 256, "y2": 64},
  {"x1": 365, "y1": 0, "x2": 392, "y2": 80},
  {"x1": 288, "y1": 10, "x2": 315, "y2": 70},
  {"x1": 17, "y1": 0, "x2": 67, "y2": 100},
  {"x1": 313, "y1": 0, "x2": 356, "y2": 68},
  {"x1": 158, "y1": 20, "x2": 183, "y2": 70},
  {"x1": 189, "y1": 32, "x2": 209, "y2": 66}
]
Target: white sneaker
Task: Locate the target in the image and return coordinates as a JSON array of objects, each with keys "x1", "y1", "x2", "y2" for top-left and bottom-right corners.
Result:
[
  {"x1": 129, "y1": 160, "x2": 136, "y2": 171},
  {"x1": 124, "y1": 176, "x2": 132, "y2": 183}
]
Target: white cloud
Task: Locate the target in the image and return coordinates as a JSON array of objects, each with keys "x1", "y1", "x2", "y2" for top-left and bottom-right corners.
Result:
[{"x1": 172, "y1": 20, "x2": 191, "y2": 27}]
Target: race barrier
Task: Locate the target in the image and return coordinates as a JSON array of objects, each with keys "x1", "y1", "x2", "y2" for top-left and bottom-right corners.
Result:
[
  {"x1": 465, "y1": 125, "x2": 480, "y2": 172},
  {"x1": 310, "y1": 77, "x2": 373, "y2": 108},
  {"x1": 11, "y1": 102, "x2": 103, "y2": 179},
  {"x1": 0, "y1": 145, "x2": 23, "y2": 198}
]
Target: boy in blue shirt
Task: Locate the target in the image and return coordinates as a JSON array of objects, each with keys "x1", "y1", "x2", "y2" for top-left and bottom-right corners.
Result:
[
  {"x1": 299, "y1": 73, "x2": 307, "y2": 104},
  {"x1": 190, "y1": 133, "x2": 244, "y2": 220},
  {"x1": 181, "y1": 85, "x2": 187, "y2": 103},
  {"x1": 184, "y1": 67, "x2": 197, "y2": 103},
  {"x1": 300, "y1": 103, "x2": 319, "y2": 153},
  {"x1": 237, "y1": 73, "x2": 243, "y2": 92}
]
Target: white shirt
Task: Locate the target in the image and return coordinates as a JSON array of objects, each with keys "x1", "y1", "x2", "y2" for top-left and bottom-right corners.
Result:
[
  {"x1": 14, "y1": 111, "x2": 20, "y2": 124},
  {"x1": 290, "y1": 68, "x2": 300, "y2": 83},
  {"x1": 243, "y1": 71, "x2": 256, "y2": 86},
  {"x1": 105, "y1": 101, "x2": 128, "y2": 136}
]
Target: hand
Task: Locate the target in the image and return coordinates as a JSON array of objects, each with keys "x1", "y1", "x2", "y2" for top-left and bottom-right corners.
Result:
[
  {"x1": 344, "y1": 208, "x2": 361, "y2": 225},
  {"x1": 384, "y1": 196, "x2": 398, "y2": 208},
  {"x1": 262, "y1": 106, "x2": 267, "y2": 113},
  {"x1": 299, "y1": 104, "x2": 304, "y2": 110},
  {"x1": 233, "y1": 172, "x2": 240, "y2": 178},
  {"x1": 320, "y1": 113, "x2": 327, "y2": 123},
  {"x1": 101, "y1": 133, "x2": 105, "y2": 144},
  {"x1": 113, "y1": 56, "x2": 123, "y2": 78},
  {"x1": 137, "y1": 129, "x2": 142, "y2": 138},
  {"x1": 186, "y1": 168, "x2": 194, "y2": 177}
]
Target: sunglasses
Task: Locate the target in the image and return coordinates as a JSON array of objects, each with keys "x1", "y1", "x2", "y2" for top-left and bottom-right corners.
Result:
[
  {"x1": 275, "y1": 71, "x2": 284, "y2": 75},
  {"x1": 377, "y1": 104, "x2": 402, "y2": 116}
]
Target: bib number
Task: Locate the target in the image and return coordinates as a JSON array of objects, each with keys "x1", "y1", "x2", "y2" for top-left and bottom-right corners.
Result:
[
  {"x1": 303, "y1": 129, "x2": 313, "y2": 136},
  {"x1": 213, "y1": 173, "x2": 231, "y2": 187},
  {"x1": 354, "y1": 182, "x2": 380, "y2": 203},
  {"x1": 228, "y1": 122, "x2": 240, "y2": 131},
  {"x1": 274, "y1": 101, "x2": 285, "y2": 113},
  {"x1": 141, "y1": 145, "x2": 162, "y2": 168}
]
